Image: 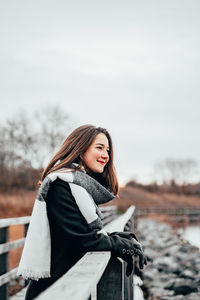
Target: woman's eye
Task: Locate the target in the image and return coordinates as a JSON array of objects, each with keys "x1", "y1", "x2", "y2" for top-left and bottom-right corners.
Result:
[{"x1": 96, "y1": 146, "x2": 109, "y2": 153}]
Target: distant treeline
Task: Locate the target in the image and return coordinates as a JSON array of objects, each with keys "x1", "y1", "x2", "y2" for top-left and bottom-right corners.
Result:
[
  {"x1": 0, "y1": 107, "x2": 199, "y2": 193},
  {"x1": 126, "y1": 180, "x2": 200, "y2": 196},
  {"x1": 0, "y1": 106, "x2": 71, "y2": 191}
]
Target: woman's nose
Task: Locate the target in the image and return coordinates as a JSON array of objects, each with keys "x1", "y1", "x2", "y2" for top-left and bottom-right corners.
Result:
[{"x1": 102, "y1": 151, "x2": 109, "y2": 159}]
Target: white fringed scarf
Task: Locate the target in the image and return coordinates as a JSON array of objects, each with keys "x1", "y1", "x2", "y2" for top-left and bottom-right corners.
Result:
[{"x1": 17, "y1": 169, "x2": 114, "y2": 281}]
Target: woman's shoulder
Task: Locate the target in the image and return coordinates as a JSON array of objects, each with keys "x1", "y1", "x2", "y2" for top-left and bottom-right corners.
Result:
[
  {"x1": 51, "y1": 177, "x2": 71, "y2": 190},
  {"x1": 47, "y1": 178, "x2": 73, "y2": 201}
]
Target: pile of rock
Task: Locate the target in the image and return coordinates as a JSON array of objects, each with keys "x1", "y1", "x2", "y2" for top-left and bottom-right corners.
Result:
[{"x1": 136, "y1": 219, "x2": 200, "y2": 300}]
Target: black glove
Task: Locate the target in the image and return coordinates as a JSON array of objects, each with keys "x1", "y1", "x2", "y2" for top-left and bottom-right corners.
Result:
[
  {"x1": 109, "y1": 231, "x2": 147, "y2": 272},
  {"x1": 109, "y1": 235, "x2": 137, "y2": 276},
  {"x1": 132, "y1": 246, "x2": 147, "y2": 270},
  {"x1": 119, "y1": 232, "x2": 147, "y2": 270}
]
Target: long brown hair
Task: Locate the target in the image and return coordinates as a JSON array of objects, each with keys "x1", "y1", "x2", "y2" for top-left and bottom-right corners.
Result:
[{"x1": 41, "y1": 125, "x2": 119, "y2": 195}]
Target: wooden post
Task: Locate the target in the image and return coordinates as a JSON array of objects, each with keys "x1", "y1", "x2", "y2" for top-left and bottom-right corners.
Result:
[
  {"x1": 97, "y1": 257, "x2": 123, "y2": 300},
  {"x1": 123, "y1": 214, "x2": 134, "y2": 300},
  {"x1": 124, "y1": 215, "x2": 134, "y2": 299},
  {"x1": 24, "y1": 223, "x2": 29, "y2": 237},
  {"x1": 24, "y1": 223, "x2": 29, "y2": 287},
  {"x1": 0, "y1": 227, "x2": 9, "y2": 300},
  {"x1": 123, "y1": 262, "x2": 134, "y2": 300}
]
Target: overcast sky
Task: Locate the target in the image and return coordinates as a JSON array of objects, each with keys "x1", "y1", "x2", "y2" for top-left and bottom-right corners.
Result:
[{"x1": 0, "y1": 1, "x2": 200, "y2": 184}]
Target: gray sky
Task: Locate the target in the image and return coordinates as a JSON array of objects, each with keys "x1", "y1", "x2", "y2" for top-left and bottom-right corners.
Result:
[{"x1": 0, "y1": 0, "x2": 200, "y2": 184}]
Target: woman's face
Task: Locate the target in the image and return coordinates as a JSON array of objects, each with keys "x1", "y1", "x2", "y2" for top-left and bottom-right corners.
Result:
[{"x1": 82, "y1": 133, "x2": 110, "y2": 173}]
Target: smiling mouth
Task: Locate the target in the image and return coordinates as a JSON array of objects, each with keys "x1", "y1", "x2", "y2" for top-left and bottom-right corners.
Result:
[{"x1": 97, "y1": 160, "x2": 105, "y2": 165}]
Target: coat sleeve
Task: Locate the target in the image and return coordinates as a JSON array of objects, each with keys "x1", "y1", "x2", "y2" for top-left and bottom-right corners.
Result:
[{"x1": 46, "y1": 179, "x2": 135, "y2": 257}]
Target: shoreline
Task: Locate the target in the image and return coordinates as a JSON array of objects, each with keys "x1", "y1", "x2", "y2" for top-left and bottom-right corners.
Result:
[{"x1": 136, "y1": 218, "x2": 200, "y2": 300}]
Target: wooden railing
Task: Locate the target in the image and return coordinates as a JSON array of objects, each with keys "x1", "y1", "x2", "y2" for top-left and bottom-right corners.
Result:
[
  {"x1": 0, "y1": 205, "x2": 135, "y2": 300},
  {"x1": 36, "y1": 206, "x2": 135, "y2": 300},
  {"x1": 135, "y1": 207, "x2": 200, "y2": 222},
  {"x1": 0, "y1": 216, "x2": 30, "y2": 300},
  {"x1": 135, "y1": 207, "x2": 200, "y2": 216}
]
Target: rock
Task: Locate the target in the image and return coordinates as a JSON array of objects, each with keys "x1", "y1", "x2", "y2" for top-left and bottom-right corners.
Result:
[
  {"x1": 153, "y1": 256, "x2": 179, "y2": 273},
  {"x1": 179, "y1": 243, "x2": 198, "y2": 253},
  {"x1": 161, "y1": 296, "x2": 183, "y2": 300},
  {"x1": 194, "y1": 257, "x2": 200, "y2": 264},
  {"x1": 165, "y1": 278, "x2": 198, "y2": 295},
  {"x1": 144, "y1": 248, "x2": 158, "y2": 261},
  {"x1": 185, "y1": 292, "x2": 200, "y2": 300},
  {"x1": 174, "y1": 251, "x2": 188, "y2": 262},
  {"x1": 179, "y1": 269, "x2": 196, "y2": 280},
  {"x1": 149, "y1": 287, "x2": 174, "y2": 298},
  {"x1": 136, "y1": 219, "x2": 200, "y2": 300},
  {"x1": 173, "y1": 279, "x2": 198, "y2": 295},
  {"x1": 143, "y1": 266, "x2": 158, "y2": 282},
  {"x1": 161, "y1": 244, "x2": 180, "y2": 257}
]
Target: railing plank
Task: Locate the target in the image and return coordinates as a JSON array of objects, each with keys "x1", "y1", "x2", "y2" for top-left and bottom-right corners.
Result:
[
  {"x1": 36, "y1": 252, "x2": 111, "y2": 300},
  {"x1": 0, "y1": 239, "x2": 25, "y2": 255},
  {"x1": 0, "y1": 268, "x2": 18, "y2": 287},
  {"x1": 0, "y1": 217, "x2": 31, "y2": 229},
  {"x1": 101, "y1": 211, "x2": 116, "y2": 218},
  {"x1": 135, "y1": 207, "x2": 200, "y2": 216},
  {"x1": 99, "y1": 206, "x2": 117, "y2": 212},
  {"x1": 102, "y1": 216, "x2": 116, "y2": 226},
  {"x1": 104, "y1": 206, "x2": 135, "y2": 233}
]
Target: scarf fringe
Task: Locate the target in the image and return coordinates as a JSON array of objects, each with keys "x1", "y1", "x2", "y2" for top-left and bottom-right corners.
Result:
[{"x1": 19, "y1": 269, "x2": 50, "y2": 281}]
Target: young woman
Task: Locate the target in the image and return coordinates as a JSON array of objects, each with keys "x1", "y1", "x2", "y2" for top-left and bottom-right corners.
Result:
[{"x1": 17, "y1": 124, "x2": 147, "y2": 299}]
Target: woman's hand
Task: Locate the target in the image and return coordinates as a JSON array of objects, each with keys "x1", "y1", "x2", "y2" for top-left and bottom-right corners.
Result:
[{"x1": 109, "y1": 231, "x2": 147, "y2": 275}]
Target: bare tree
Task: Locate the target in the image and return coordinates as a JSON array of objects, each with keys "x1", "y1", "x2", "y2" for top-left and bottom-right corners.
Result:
[
  {"x1": 0, "y1": 127, "x2": 8, "y2": 177},
  {"x1": 4, "y1": 112, "x2": 36, "y2": 167},
  {"x1": 0, "y1": 105, "x2": 72, "y2": 189},
  {"x1": 34, "y1": 105, "x2": 71, "y2": 167},
  {"x1": 154, "y1": 158, "x2": 198, "y2": 184}
]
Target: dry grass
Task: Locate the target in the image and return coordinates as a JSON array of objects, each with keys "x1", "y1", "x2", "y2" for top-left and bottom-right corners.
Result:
[
  {"x1": 106, "y1": 185, "x2": 200, "y2": 228},
  {"x1": 109, "y1": 185, "x2": 200, "y2": 212},
  {"x1": 0, "y1": 190, "x2": 36, "y2": 218}
]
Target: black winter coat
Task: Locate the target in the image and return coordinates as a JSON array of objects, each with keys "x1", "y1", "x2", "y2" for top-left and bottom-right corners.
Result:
[
  {"x1": 25, "y1": 178, "x2": 115, "y2": 299},
  {"x1": 25, "y1": 178, "x2": 136, "y2": 300}
]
